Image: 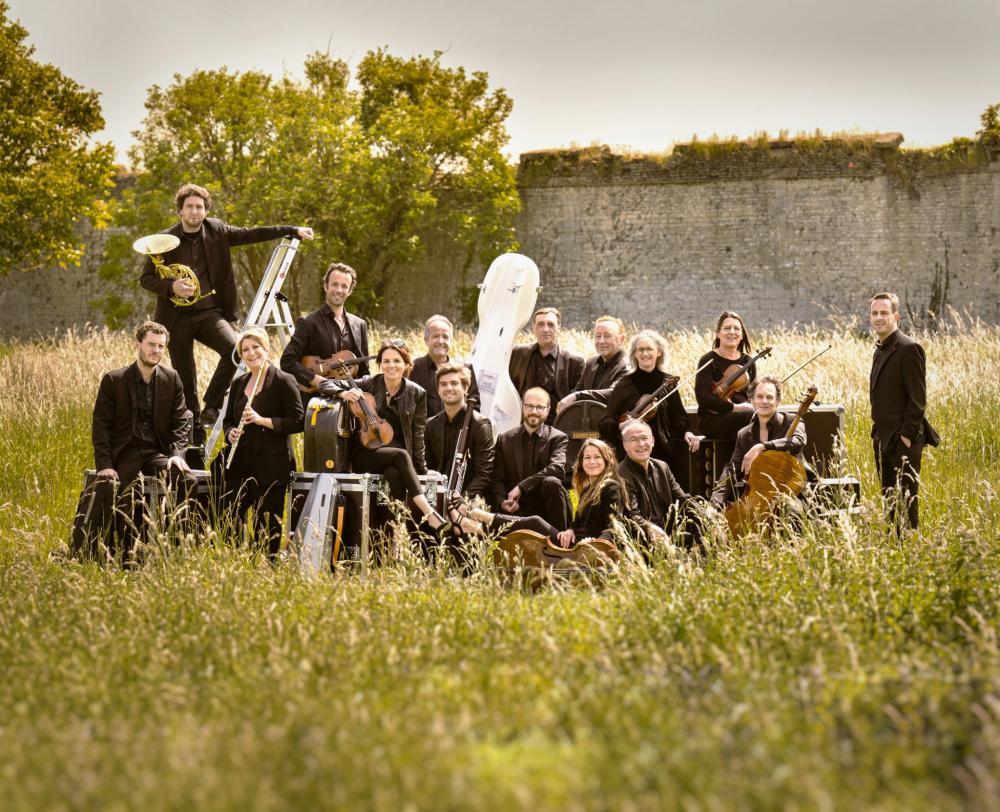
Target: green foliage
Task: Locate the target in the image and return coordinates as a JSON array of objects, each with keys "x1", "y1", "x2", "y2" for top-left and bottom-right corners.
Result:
[
  {"x1": 977, "y1": 101, "x2": 1000, "y2": 158},
  {"x1": 1, "y1": 325, "x2": 999, "y2": 808},
  {"x1": 0, "y1": 1, "x2": 115, "y2": 272},
  {"x1": 100, "y1": 49, "x2": 519, "y2": 323}
]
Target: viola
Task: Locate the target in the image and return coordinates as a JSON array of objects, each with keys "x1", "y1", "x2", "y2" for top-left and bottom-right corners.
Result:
[
  {"x1": 712, "y1": 346, "x2": 773, "y2": 401},
  {"x1": 618, "y1": 359, "x2": 713, "y2": 425},
  {"x1": 724, "y1": 385, "x2": 817, "y2": 538},
  {"x1": 298, "y1": 351, "x2": 378, "y2": 393},
  {"x1": 341, "y1": 367, "x2": 394, "y2": 450}
]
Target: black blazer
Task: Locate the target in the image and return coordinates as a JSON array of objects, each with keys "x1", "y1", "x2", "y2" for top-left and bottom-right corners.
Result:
[
  {"x1": 322, "y1": 375, "x2": 428, "y2": 473},
  {"x1": 508, "y1": 343, "x2": 585, "y2": 401},
  {"x1": 425, "y1": 407, "x2": 495, "y2": 498},
  {"x1": 280, "y1": 304, "x2": 370, "y2": 394},
  {"x1": 409, "y1": 354, "x2": 480, "y2": 418},
  {"x1": 139, "y1": 217, "x2": 299, "y2": 327},
  {"x1": 618, "y1": 456, "x2": 690, "y2": 530},
  {"x1": 491, "y1": 423, "x2": 568, "y2": 508},
  {"x1": 571, "y1": 350, "x2": 629, "y2": 405},
  {"x1": 869, "y1": 330, "x2": 938, "y2": 450},
  {"x1": 710, "y1": 411, "x2": 807, "y2": 506},
  {"x1": 92, "y1": 362, "x2": 190, "y2": 476},
  {"x1": 223, "y1": 365, "x2": 304, "y2": 480}
]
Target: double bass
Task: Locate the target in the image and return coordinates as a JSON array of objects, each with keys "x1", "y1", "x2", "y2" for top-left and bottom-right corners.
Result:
[{"x1": 724, "y1": 385, "x2": 817, "y2": 538}]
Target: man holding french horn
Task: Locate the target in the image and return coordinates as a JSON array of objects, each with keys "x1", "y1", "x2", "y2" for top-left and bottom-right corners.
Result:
[{"x1": 138, "y1": 183, "x2": 314, "y2": 444}]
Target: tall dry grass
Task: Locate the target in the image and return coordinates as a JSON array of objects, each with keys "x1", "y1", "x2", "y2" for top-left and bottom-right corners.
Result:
[{"x1": 0, "y1": 324, "x2": 998, "y2": 810}]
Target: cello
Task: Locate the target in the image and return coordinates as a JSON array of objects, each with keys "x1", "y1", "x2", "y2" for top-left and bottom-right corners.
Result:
[
  {"x1": 712, "y1": 346, "x2": 773, "y2": 401},
  {"x1": 724, "y1": 385, "x2": 817, "y2": 538}
]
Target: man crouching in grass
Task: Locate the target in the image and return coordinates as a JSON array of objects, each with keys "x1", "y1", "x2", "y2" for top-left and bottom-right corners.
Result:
[{"x1": 69, "y1": 321, "x2": 195, "y2": 563}]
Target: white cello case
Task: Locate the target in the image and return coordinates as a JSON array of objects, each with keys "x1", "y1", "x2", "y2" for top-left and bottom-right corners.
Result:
[{"x1": 470, "y1": 253, "x2": 540, "y2": 435}]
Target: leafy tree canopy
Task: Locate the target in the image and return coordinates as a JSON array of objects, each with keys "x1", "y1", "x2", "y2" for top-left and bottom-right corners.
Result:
[
  {"x1": 0, "y1": 1, "x2": 115, "y2": 271},
  {"x1": 101, "y1": 48, "x2": 519, "y2": 323}
]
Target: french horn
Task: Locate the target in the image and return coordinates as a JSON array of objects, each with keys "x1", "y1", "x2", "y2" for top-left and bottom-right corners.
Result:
[{"x1": 132, "y1": 233, "x2": 215, "y2": 307}]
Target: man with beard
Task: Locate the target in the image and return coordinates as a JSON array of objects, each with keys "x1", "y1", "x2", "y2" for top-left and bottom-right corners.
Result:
[
  {"x1": 70, "y1": 321, "x2": 195, "y2": 561},
  {"x1": 281, "y1": 262, "x2": 370, "y2": 415},
  {"x1": 140, "y1": 183, "x2": 314, "y2": 442},
  {"x1": 409, "y1": 315, "x2": 478, "y2": 417},
  {"x1": 491, "y1": 387, "x2": 571, "y2": 530}
]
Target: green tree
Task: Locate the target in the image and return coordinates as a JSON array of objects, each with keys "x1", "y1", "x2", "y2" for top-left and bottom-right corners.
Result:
[
  {"x1": 0, "y1": 1, "x2": 115, "y2": 272},
  {"x1": 101, "y1": 49, "x2": 519, "y2": 323}
]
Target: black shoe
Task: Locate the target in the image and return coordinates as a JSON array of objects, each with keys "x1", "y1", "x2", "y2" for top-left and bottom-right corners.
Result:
[{"x1": 200, "y1": 407, "x2": 220, "y2": 426}]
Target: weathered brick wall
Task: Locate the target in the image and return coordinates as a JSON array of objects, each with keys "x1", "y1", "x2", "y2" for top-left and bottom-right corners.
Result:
[
  {"x1": 515, "y1": 142, "x2": 1000, "y2": 330},
  {"x1": 5, "y1": 137, "x2": 999, "y2": 338}
]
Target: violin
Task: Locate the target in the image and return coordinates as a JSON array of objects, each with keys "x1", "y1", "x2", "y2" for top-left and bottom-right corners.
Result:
[
  {"x1": 298, "y1": 351, "x2": 378, "y2": 393},
  {"x1": 618, "y1": 374, "x2": 680, "y2": 424},
  {"x1": 724, "y1": 385, "x2": 817, "y2": 538},
  {"x1": 341, "y1": 367, "x2": 394, "y2": 450},
  {"x1": 712, "y1": 346, "x2": 773, "y2": 401}
]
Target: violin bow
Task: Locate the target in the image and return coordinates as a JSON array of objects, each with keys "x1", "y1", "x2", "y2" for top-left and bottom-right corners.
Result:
[
  {"x1": 633, "y1": 359, "x2": 712, "y2": 422},
  {"x1": 780, "y1": 344, "x2": 832, "y2": 384}
]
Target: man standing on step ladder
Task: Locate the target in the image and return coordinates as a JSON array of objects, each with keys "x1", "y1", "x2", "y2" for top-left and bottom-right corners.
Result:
[{"x1": 140, "y1": 183, "x2": 314, "y2": 444}]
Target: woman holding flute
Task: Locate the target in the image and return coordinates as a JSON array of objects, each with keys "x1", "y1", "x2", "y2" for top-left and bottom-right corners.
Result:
[{"x1": 220, "y1": 327, "x2": 303, "y2": 556}]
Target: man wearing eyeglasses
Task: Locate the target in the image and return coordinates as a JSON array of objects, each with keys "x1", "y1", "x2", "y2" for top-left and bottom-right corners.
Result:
[
  {"x1": 490, "y1": 387, "x2": 571, "y2": 530},
  {"x1": 618, "y1": 419, "x2": 699, "y2": 551}
]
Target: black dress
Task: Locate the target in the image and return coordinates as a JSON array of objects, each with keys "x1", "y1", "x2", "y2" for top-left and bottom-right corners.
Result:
[{"x1": 694, "y1": 350, "x2": 756, "y2": 440}]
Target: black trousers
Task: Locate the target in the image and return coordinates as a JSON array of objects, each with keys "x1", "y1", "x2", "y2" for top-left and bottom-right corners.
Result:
[
  {"x1": 71, "y1": 449, "x2": 196, "y2": 561},
  {"x1": 220, "y1": 462, "x2": 288, "y2": 558},
  {"x1": 508, "y1": 475, "x2": 571, "y2": 532},
  {"x1": 488, "y1": 513, "x2": 560, "y2": 544},
  {"x1": 168, "y1": 308, "x2": 237, "y2": 420},
  {"x1": 353, "y1": 446, "x2": 422, "y2": 501},
  {"x1": 873, "y1": 436, "x2": 923, "y2": 531},
  {"x1": 699, "y1": 410, "x2": 753, "y2": 441}
]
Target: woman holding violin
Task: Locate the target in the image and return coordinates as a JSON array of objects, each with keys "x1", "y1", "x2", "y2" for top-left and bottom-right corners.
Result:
[
  {"x1": 318, "y1": 339, "x2": 448, "y2": 531},
  {"x1": 219, "y1": 327, "x2": 304, "y2": 557},
  {"x1": 600, "y1": 330, "x2": 700, "y2": 467},
  {"x1": 694, "y1": 311, "x2": 765, "y2": 440}
]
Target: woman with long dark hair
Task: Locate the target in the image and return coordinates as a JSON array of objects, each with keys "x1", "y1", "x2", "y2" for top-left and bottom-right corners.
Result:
[
  {"x1": 319, "y1": 339, "x2": 448, "y2": 530},
  {"x1": 695, "y1": 311, "x2": 757, "y2": 440}
]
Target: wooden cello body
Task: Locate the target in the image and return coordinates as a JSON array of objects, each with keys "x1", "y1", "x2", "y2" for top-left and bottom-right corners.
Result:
[
  {"x1": 724, "y1": 386, "x2": 817, "y2": 537},
  {"x1": 470, "y1": 253, "x2": 540, "y2": 435}
]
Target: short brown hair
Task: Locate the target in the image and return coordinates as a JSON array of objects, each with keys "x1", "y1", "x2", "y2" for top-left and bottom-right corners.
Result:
[
  {"x1": 135, "y1": 321, "x2": 168, "y2": 342},
  {"x1": 533, "y1": 307, "x2": 561, "y2": 326},
  {"x1": 870, "y1": 292, "x2": 900, "y2": 313},
  {"x1": 324, "y1": 262, "x2": 357, "y2": 291},
  {"x1": 175, "y1": 183, "x2": 211, "y2": 211},
  {"x1": 712, "y1": 310, "x2": 752, "y2": 354},
  {"x1": 435, "y1": 361, "x2": 471, "y2": 390},
  {"x1": 749, "y1": 375, "x2": 782, "y2": 401},
  {"x1": 377, "y1": 339, "x2": 413, "y2": 377}
]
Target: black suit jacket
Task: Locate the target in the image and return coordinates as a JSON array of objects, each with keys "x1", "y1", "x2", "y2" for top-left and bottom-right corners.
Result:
[
  {"x1": 280, "y1": 304, "x2": 370, "y2": 395},
  {"x1": 508, "y1": 343, "x2": 585, "y2": 401},
  {"x1": 223, "y1": 365, "x2": 304, "y2": 481},
  {"x1": 424, "y1": 406, "x2": 495, "y2": 498},
  {"x1": 139, "y1": 217, "x2": 299, "y2": 327},
  {"x1": 92, "y1": 362, "x2": 189, "y2": 476},
  {"x1": 321, "y1": 375, "x2": 428, "y2": 473},
  {"x1": 573, "y1": 350, "x2": 629, "y2": 404},
  {"x1": 491, "y1": 423, "x2": 568, "y2": 507},
  {"x1": 409, "y1": 354, "x2": 480, "y2": 418},
  {"x1": 869, "y1": 329, "x2": 938, "y2": 450}
]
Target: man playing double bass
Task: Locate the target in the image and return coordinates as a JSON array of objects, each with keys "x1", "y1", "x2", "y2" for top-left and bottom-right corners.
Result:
[
  {"x1": 140, "y1": 183, "x2": 314, "y2": 443},
  {"x1": 869, "y1": 292, "x2": 938, "y2": 532},
  {"x1": 425, "y1": 362, "x2": 494, "y2": 501},
  {"x1": 709, "y1": 376, "x2": 807, "y2": 510},
  {"x1": 280, "y1": 262, "x2": 370, "y2": 415}
]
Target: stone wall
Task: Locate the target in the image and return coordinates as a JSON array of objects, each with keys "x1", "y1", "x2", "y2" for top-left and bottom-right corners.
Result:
[{"x1": 5, "y1": 135, "x2": 999, "y2": 338}]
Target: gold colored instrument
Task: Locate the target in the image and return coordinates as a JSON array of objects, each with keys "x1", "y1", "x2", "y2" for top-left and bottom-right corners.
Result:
[{"x1": 132, "y1": 233, "x2": 216, "y2": 307}]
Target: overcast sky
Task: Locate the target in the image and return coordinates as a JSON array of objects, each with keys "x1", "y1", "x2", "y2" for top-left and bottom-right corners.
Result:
[{"x1": 10, "y1": 0, "x2": 1000, "y2": 164}]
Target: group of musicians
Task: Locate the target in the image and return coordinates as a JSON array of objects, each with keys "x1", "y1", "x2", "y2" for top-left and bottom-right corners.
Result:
[{"x1": 70, "y1": 183, "x2": 938, "y2": 563}]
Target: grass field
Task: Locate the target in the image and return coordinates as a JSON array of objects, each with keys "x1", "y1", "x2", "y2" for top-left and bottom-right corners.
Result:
[{"x1": 1, "y1": 322, "x2": 999, "y2": 810}]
